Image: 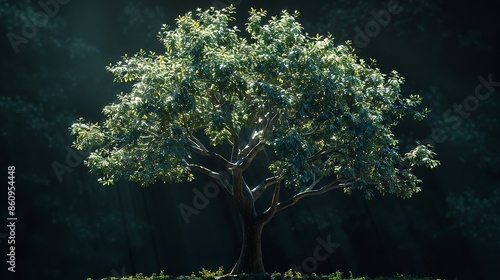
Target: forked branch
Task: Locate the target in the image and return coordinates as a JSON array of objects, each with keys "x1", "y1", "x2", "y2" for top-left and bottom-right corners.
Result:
[
  {"x1": 259, "y1": 181, "x2": 281, "y2": 224},
  {"x1": 186, "y1": 163, "x2": 232, "y2": 194},
  {"x1": 252, "y1": 176, "x2": 281, "y2": 200},
  {"x1": 186, "y1": 139, "x2": 234, "y2": 169},
  {"x1": 237, "y1": 142, "x2": 264, "y2": 170},
  {"x1": 276, "y1": 179, "x2": 355, "y2": 212}
]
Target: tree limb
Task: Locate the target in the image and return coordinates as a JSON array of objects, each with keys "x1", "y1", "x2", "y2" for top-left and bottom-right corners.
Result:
[
  {"x1": 189, "y1": 134, "x2": 208, "y2": 152},
  {"x1": 308, "y1": 148, "x2": 339, "y2": 163},
  {"x1": 239, "y1": 131, "x2": 261, "y2": 159},
  {"x1": 258, "y1": 181, "x2": 281, "y2": 224},
  {"x1": 252, "y1": 176, "x2": 280, "y2": 200},
  {"x1": 237, "y1": 142, "x2": 264, "y2": 170},
  {"x1": 276, "y1": 179, "x2": 355, "y2": 212},
  {"x1": 305, "y1": 176, "x2": 322, "y2": 191},
  {"x1": 186, "y1": 163, "x2": 232, "y2": 194},
  {"x1": 263, "y1": 112, "x2": 279, "y2": 138},
  {"x1": 230, "y1": 127, "x2": 240, "y2": 162},
  {"x1": 237, "y1": 111, "x2": 277, "y2": 160},
  {"x1": 185, "y1": 141, "x2": 235, "y2": 169}
]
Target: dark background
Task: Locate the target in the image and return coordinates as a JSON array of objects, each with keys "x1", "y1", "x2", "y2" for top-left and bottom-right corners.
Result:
[{"x1": 1, "y1": 0, "x2": 499, "y2": 279}]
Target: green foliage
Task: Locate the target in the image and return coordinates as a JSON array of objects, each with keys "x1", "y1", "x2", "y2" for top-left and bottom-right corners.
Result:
[
  {"x1": 71, "y1": 6, "x2": 437, "y2": 198},
  {"x1": 94, "y1": 270, "x2": 435, "y2": 280},
  {"x1": 283, "y1": 269, "x2": 302, "y2": 279},
  {"x1": 198, "y1": 267, "x2": 225, "y2": 279}
]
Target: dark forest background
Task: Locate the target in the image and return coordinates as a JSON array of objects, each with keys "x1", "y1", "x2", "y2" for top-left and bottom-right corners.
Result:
[{"x1": 1, "y1": 0, "x2": 499, "y2": 279}]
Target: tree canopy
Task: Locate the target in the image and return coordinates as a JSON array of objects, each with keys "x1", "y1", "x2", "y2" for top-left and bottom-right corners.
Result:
[{"x1": 71, "y1": 6, "x2": 438, "y2": 201}]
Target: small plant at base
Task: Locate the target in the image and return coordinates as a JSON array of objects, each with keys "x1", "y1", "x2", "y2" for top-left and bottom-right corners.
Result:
[
  {"x1": 328, "y1": 271, "x2": 344, "y2": 280},
  {"x1": 199, "y1": 267, "x2": 225, "y2": 279},
  {"x1": 284, "y1": 269, "x2": 302, "y2": 279}
]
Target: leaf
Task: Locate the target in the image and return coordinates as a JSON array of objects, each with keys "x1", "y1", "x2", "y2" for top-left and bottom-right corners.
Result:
[{"x1": 70, "y1": 6, "x2": 437, "y2": 199}]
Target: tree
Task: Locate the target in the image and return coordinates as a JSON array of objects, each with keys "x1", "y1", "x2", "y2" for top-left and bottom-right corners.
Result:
[{"x1": 70, "y1": 6, "x2": 439, "y2": 274}]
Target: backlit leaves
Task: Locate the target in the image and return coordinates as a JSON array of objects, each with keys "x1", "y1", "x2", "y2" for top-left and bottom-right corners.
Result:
[{"x1": 71, "y1": 6, "x2": 437, "y2": 198}]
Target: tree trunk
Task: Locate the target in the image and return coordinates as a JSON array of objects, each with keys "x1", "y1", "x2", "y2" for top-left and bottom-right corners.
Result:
[
  {"x1": 232, "y1": 216, "x2": 266, "y2": 274},
  {"x1": 230, "y1": 171, "x2": 272, "y2": 274}
]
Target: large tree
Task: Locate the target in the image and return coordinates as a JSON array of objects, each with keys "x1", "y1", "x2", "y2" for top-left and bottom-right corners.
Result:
[{"x1": 71, "y1": 6, "x2": 438, "y2": 274}]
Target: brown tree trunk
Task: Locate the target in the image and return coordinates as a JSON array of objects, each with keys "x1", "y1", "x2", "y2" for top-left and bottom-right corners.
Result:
[
  {"x1": 231, "y1": 216, "x2": 266, "y2": 274},
  {"x1": 230, "y1": 171, "x2": 273, "y2": 274}
]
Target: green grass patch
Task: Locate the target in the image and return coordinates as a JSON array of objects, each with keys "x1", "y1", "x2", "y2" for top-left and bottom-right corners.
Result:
[{"x1": 90, "y1": 268, "x2": 441, "y2": 280}]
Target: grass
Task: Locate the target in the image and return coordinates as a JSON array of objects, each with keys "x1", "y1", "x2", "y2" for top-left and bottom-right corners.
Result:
[{"x1": 90, "y1": 268, "x2": 442, "y2": 280}]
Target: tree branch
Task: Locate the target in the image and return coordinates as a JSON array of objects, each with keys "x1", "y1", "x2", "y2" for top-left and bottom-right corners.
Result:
[
  {"x1": 305, "y1": 176, "x2": 322, "y2": 191},
  {"x1": 237, "y1": 111, "x2": 277, "y2": 160},
  {"x1": 252, "y1": 176, "x2": 280, "y2": 200},
  {"x1": 258, "y1": 181, "x2": 281, "y2": 224},
  {"x1": 239, "y1": 131, "x2": 260, "y2": 159},
  {"x1": 186, "y1": 163, "x2": 232, "y2": 194},
  {"x1": 263, "y1": 112, "x2": 279, "y2": 138},
  {"x1": 189, "y1": 134, "x2": 208, "y2": 151},
  {"x1": 230, "y1": 127, "x2": 240, "y2": 162},
  {"x1": 308, "y1": 149, "x2": 339, "y2": 163},
  {"x1": 185, "y1": 140, "x2": 235, "y2": 169},
  {"x1": 237, "y1": 142, "x2": 264, "y2": 170},
  {"x1": 276, "y1": 179, "x2": 355, "y2": 212},
  {"x1": 188, "y1": 125, "x2": 208, "y2": 135}
]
